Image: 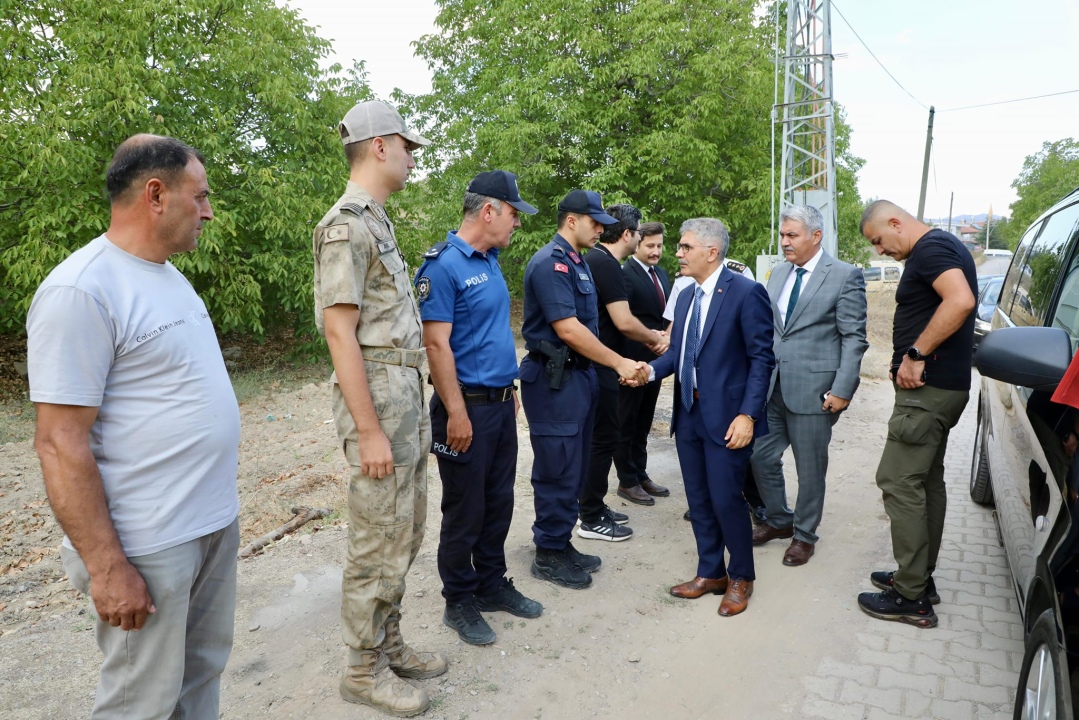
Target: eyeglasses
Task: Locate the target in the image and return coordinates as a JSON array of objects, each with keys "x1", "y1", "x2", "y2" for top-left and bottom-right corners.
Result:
[{"x1": 677, "y1": 242, "x2": 707, "y2": 253}]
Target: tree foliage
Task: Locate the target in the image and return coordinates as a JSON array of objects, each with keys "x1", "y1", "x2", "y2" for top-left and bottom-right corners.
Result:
[
  {"x1": 0, "y1": 0, "x2": 371, "y2": 337},
  {"x1": 1006, "y1": 138, "x2": 1079, "y2": 249},
  {"x1": 974, "y1": 217, "x2": 1010, "y2": 250}
]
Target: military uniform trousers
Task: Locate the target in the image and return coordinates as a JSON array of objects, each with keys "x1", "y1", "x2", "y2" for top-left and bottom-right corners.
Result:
[
  {"x1": 875, "y1": 383, "x2": 969, "y2": 600},
  {"x1": 520, "y1": 357, "x2": 598, "y2": 549},
  {"x1": 750, "y1": 373, "x2": 841, "y2": 545},
  {"x1": 333, "y1": 360, "x2": 430, "y2": 651},
  {"x1": 430, "y1": 392, "x2": 517, "y2": 603}
]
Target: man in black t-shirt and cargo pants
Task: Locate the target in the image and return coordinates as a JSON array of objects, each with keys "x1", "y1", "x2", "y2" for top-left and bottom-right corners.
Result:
[{"x1": 856, "y1": 200, "x2": 977, "y2": 629}]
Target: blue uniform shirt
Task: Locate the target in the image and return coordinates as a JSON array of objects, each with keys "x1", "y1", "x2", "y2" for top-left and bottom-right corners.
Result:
[
  {"x1": 414, "y1": 231, "x2": 518, "y2": 388},
  {"x1": 522, "y1": 234, "x2": 598, "y2": 352}
]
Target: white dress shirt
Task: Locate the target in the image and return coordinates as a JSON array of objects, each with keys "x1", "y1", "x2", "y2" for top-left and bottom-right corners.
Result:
[
  {"x1": 674, "y1": 265, "x2": 722, "y2": 389},
  {"x1": 777, "y1": 247, "x2": 824, "y2": 327}
]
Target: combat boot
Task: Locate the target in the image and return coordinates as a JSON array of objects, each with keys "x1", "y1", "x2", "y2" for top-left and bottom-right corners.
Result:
[
  {"x1": 384, "y1": 615, "x2": 448, "y2": 679},
  {"x1": 340, "y1": 647, "x2": 430, "y2": 717}
]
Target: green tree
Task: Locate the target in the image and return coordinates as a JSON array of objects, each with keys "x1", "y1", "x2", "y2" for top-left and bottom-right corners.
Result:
[
  {"x1": 1006, "y1": 138, "x2": 1079, "y2": 249},
  {"x1": 835, "y1": 105, "x2": 869, "y2": 266},
  {"x1": 395, "y1": 0, "x2": 780, "y2": 288},
  {"x1": 975, "y1": 217, "x2": 1011, "y2": 250},
  {"x1": 1, "y1": 0, "x2": 371, "y2": 337}
]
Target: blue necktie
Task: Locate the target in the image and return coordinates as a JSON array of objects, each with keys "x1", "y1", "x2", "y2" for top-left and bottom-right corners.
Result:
[
  {"x1": 785, "y1": 267, "x2": 807, "y2": 325},
  {"x1": 680, "y1": 286, "x2": 704, "y2": 411}
]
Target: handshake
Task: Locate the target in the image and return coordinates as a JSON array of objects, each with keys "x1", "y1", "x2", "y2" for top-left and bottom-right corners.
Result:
[
  {"x1": 646, "y1": 329, "x2": 670, "y2": 356},
  {"x1": 615, "y1": 359, "x2": 652, "y2": 387}
]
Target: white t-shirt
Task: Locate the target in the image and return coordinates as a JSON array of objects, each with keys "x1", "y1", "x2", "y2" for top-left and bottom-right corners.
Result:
[{"x1": 27, "y1": 235, "x2": 240, "y2": 557}]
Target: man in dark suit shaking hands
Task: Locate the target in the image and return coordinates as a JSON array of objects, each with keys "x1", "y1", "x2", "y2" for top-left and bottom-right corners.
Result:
[
  {"x1": 750, "y1": 205, "x2": 868, "y2": 567},
  {"x1": 650, "y1": 218, "x2": 775, "y2": 616}
]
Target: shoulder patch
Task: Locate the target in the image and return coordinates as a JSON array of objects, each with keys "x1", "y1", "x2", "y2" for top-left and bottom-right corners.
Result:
[
  {"x1": 725, "y1": 259, "x2": 747, "y2": 272},
  {"x1": 416, "y1": 276, "x2": 431, "y2": 302},
  {"x1": 551, "y1": 246, "x2": 566, "y2": 257},
  {"x1": 569, "y1": 251, "x2": 581, "y2": 264},
  {"x1": 554, "y1": 262, "x2": 569, "y2": 274},
  {"x1": 364, "y1": 214, "x2": 389, "y2": 242},
  {"x1": 340, "y1": 202, "x2": 366, "y2": 217},
  {"x1": 324, "y1": 223, "x2": 350, "y2": 243},
  {"x1": 424, "y1": 241, "x2": 449, "y2": 260}
]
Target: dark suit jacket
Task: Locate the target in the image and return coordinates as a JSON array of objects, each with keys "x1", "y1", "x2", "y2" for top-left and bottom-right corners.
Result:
[
  {"x1": 651, "y1": 267, "x2": 775, "y2": 446},
  {"x1": 623, "y1": 259, "x2": 670, "y2": 361}
]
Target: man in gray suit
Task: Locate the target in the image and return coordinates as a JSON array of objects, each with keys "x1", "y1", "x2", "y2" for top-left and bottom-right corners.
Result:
[{"x1": 750, "y1": 205, "x2": 868, "y2": 566}]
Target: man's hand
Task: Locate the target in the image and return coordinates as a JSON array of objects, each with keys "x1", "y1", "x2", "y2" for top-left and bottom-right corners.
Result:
[
  {"x1": 647, "y1": 330, "x2": 670, "y2": 356},
  {"x1": 358, "y1": 428, "x2": 395, "y2": 479},
  {"x1": 615, "y1": 358, "x2": 645, "y2": 387},
  {"x1": 895, "y1": 357, "x2": 926, "y2": 389},
  {"x1": 823, "y1": 393, "x2": 851, "y2": 413},
  {"x1": 725, "y1": 414, "x2": 755, "y2": 450},
  {"x1": 90, "y1": 559, "x2": 155, "y2": 631},
  {"x1": 446, "y1": 410, "x2": 473, "y2": 453}
]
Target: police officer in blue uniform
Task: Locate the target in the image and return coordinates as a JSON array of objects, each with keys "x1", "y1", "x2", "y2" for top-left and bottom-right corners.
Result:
[
  {"x1": 416, "y1": 171, "x2": 544, "y2": 646},
  {"x1": 521, "y1": 189, "x2": 651, "y2": 589}
]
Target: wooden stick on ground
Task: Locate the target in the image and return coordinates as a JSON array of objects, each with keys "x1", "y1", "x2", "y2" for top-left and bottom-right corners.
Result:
[{"x1": 238, "y1": 506, "x2": 332, "y2": 559}]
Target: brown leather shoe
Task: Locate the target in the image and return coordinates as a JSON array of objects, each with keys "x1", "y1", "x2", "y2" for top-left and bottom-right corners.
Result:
[
  {"x1": 670, "y1": 576, "x2": 729, "y2": 599},
  {"x1": 718, "y1": 579, "x2": 753, "y2": 616},
  {"x1": 752, "y1": 522, "x2": 794, "y2": 546},
  {"x1": 617, "y1": 484, "x2": 655, "y2": 506},
  {"x1": 639, "y1": 478, "x2": 670, "y2": 497},
  {"x1": 782, "y1": 539, "x2": 815, "y2": 567}
]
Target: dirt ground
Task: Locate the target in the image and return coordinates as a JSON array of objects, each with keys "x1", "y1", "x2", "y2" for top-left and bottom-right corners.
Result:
[{"x1": 0, "y1": 290, "x2": 901, "y2": 720}]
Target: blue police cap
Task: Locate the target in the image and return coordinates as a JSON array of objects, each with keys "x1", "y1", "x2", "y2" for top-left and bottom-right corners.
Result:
[
  {"x1": 557, "y1": 190, "x2": 617, "y2": 225},
  {"x1": 467, "y1": 170, "x2": 538, "y2": 215}
]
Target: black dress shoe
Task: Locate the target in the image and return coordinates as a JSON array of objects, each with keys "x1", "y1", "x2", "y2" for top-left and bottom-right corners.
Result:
[
  {"x1": 617, "y1": 484, "x2": 655, "y2": 506},
  {"x1": 639, "y1": 478, "x2": 670, "y2": 497},
  {"x1": 683, "y1": 509, "x2": 691, "y2": 521}
]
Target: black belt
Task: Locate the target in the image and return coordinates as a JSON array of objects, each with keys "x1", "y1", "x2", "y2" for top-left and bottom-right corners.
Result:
[
  {"x1": 525, "y1": 351, "x2": 592, "y2": 371},
  {"x1": 460, "y1": 385, "x2": 515, "y2": 405}
]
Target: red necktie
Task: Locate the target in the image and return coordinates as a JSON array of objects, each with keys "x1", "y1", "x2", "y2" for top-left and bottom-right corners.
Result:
[{"x1": 650, "y1": 267, "x2": 665, "y2": 310}]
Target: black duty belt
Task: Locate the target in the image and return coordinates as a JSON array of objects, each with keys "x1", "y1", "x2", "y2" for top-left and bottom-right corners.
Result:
[
  {"x1": 525, "y1": 351, "x2": 592, "y2": 371},
  {"x1": 461, "y1": 386, "x2": 515, "y2": 405}
]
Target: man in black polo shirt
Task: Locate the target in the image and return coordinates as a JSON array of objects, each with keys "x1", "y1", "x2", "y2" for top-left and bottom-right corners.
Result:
[
  {"x1": 578, "y1": 204, "x2": 669, "y2": 542},
  {"x1": 856, "y1": 200, "x2": 977, "y2": 629}
]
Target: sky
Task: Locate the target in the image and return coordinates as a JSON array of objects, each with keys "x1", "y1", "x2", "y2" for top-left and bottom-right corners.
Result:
[{"x1": 285, "y1": 0, "x2": 1079, "y2": 222}]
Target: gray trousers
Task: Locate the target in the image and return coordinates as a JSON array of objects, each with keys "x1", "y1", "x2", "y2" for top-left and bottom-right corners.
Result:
[
  {"x1": 750, "y1": 376, "x2": 840, "y2": 544},
  {"x1": 61, "y1": 519, "x2": 240, "y2": 720}
]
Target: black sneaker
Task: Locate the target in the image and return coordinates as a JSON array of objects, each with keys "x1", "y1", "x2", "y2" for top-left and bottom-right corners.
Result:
[
  {"x1": 857, "y1": 587, "x2": 938, "y2": 628},
  {"x1": 474, "y1": 578, "x2": 543, "y2": 619},
  {"x1": 577, "y1": 516, "x2": 633, "y2": 542},
  {"x1": 531, "y1": 548, "x2": 592, "y2": 589},
  {"x1": 870, "y1": 570, "x2": 940, "y2": 605},
  {"x1": 565, "y1": 541, "x2": 601, "y2": 573},
  {"x1": 443, "y1": 601, "x2": 496, "y2": 645},
  {"x1": 603, "y1": 505, "x2": 630, "y2": 525}
]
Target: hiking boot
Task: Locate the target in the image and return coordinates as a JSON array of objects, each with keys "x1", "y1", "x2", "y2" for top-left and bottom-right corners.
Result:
[
  {"x1": 340, "y1": 648, "x2": 430, "y2": 717},
  {"x1": 443, "y1": 601, "x2": 496, "y2": 645},
  {"x1": 857, "y1": 587, "x2": 938, "y2": 628},
  {"x1": 602, "y1": 505, "x2": 630, "y2": 525},
  {"x1": 384, "y1": 615, "x2": 448, "y2": 679},
  {"x1": 565, "y1": 541, "x2": 601, "y2": 573},
  {"x1": 869, "y1": 570, "x2": 941, "y2": 605},
  {"x1": 577, "y1": 515, "x2": 633, "y2": 542},
  {"x1": 531, "y1": 547, "x2": 592, "y2": 589},
  {"x1": 474, "y1": 578, "x2": 543, "y2": 619}
]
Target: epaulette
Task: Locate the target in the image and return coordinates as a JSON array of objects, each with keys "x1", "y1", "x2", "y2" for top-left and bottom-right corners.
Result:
[
  {"x1": 423, "y1": 241, "x2": 449, "y2": 260},
  {"x1": 725, "y1": 259, "x2": 747, "y2": 272},
  {"x1": 551, "y1": 246, "x2": 566, "y2": 257},
  {"x1": 340, "y1": 202, "x2": 366, "y2": 217}
]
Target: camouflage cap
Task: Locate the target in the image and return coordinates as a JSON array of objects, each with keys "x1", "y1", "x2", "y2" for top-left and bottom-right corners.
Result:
[{"x1": 339, "y1": 101, "x2": 430, "y2": 147}]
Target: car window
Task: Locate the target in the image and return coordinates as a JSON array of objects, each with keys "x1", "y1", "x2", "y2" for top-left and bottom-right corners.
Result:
[
  {"x1": 981, "y1": 277, "x2": 1003, "y2": 305},
  {"x1": 999, "y1": 221, "x2": 1043, "y2": 322},
  {"x1": 862, "y1": 267, "x2": 881, "y2": 281},
  {"x1": 1046, "y1": 205, "x2": 1079, "y2": 351},
  {"x1": 884, "y1": 266, "x2": 901, "y2": 281},
  {"x1": 1005, "y1": 204, "x2": 1079, "y2": 328}
]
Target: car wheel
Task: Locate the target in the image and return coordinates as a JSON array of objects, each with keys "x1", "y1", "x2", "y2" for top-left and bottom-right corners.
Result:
[
  {"x1": 1014, "y1": 609, "x2": 1066, "y2": 720},
  {"x1": 970, "y1": 405, "x2": 994, "y2": 505}
]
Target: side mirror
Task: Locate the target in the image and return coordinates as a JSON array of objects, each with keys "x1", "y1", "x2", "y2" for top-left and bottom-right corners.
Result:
[{"x1": 975, "y1": 326, "x2": 1073, "y2": 391}]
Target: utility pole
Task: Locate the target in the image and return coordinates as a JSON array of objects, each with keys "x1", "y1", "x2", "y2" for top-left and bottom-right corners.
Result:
[
  {"x1": 947, "y1": 191, "x2": 954, "y2": 235},
  {"x1": 917, "y1": 106, "x2": 935, "y2": 222}
]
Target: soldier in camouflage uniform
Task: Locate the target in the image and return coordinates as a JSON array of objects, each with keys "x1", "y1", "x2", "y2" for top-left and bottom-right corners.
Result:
[{"x1": 312, "y1": 100, "x2": 446, "y2": 717}]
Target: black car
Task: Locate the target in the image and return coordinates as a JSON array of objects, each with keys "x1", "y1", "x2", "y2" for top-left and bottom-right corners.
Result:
[{"x1": 972, "y1": 186, "x2": 1079, "y2": 719}]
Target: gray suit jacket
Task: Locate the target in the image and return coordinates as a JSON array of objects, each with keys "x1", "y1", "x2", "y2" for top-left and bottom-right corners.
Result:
[{"x1": 767, "y1": 251, "x2": 869, "y2": 414}]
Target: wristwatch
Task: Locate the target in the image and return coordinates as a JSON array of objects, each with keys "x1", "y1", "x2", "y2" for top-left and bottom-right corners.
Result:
[{"x1": 906, "y1": 345, "x2": 928, "y2": 361}]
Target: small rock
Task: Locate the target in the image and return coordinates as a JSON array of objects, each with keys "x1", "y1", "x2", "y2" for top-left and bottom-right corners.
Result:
[
  {"x1": 14, "y1": 361, "x2": 28, "y2": 379},
  {"x1": 265, "y1": 415, "x2": 276, "y2": 422},
  {"x1": 248, "y1": 623, "x2": 261, "y2": 632},
  {"x1": 627, "y1": 651, "x2": 640, "y2": 663},
  {"x1": 222, "y1": 346, "x2": 242, "y2": 360},
  {"x1": 469, "y1": 690, "x2": 477, "y2": 696},
  {"x1": 299, "y1": 535, "x2": 311, "y2": 545},
  {"x1": 414, "y1": 590, "x2": 425, "y2": 598},
  {"x1": 420, "y1": 624, "x2": 428, "y2": 629}
]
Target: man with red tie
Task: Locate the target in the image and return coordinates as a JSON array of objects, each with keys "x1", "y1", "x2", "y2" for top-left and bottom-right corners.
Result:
[{"x1": 650, "y1": 218, "x2": 775, "y2": 616}]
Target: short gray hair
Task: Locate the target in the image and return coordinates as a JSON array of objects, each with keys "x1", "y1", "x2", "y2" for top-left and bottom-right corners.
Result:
[
  {"x1": 680, "y1": 218, "x2": 730, "y2": 258},
  {"x1": 462, "y1": 192, "x2": 503, "y2": 219},
  {"x1": 780, "y1": 205, "x2": 823, "y2": 236}
]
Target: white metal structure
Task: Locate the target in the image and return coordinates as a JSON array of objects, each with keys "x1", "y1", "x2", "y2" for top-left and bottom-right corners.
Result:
[{"x1": 773, "y1": 0, "x2": 837, "y2": 257}]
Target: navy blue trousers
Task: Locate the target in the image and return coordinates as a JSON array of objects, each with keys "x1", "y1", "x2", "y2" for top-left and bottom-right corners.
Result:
[
  {"x1": 675, "y1": 401, "x2": 756, "y2": 582},
  {"x1": 431, "y1": 393, "x2": 517, "y2": 603},
  {"x1": 520, "y1": 358, "x2": 598, "y2": 550}
]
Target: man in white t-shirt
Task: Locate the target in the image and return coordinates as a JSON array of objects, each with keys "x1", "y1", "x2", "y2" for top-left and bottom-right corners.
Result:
[{"x1": 27, "y1": 135, "x2": 241, "y2": 720}]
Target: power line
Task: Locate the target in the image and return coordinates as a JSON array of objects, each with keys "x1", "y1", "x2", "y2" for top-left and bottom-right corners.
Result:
[
  {"x1": 939, "y1": 88, "x2": 1079, "y2": 113},
  {"x1": 831, "y1": 2, "x2": 929, "y2": 110}
]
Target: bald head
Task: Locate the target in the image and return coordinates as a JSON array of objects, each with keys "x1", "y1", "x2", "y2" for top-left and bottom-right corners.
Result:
[
  {"x1": 859, "y1": 199, "x2": 931, "y2": 261},
  {"x1": 106, "y1": 134, "x2": 205, "y2": 205},
  {"x1": 860, "y1": 200, "x2": 910, "y2": 234}
]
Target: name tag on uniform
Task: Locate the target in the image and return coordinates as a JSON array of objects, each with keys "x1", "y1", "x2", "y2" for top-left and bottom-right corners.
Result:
[
  {"x1": 578, "y1": 272, "x2": 589, "y2": 281},
  {"x1": 376, "y1": 239, "x2": 396, "y2": 254}
]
